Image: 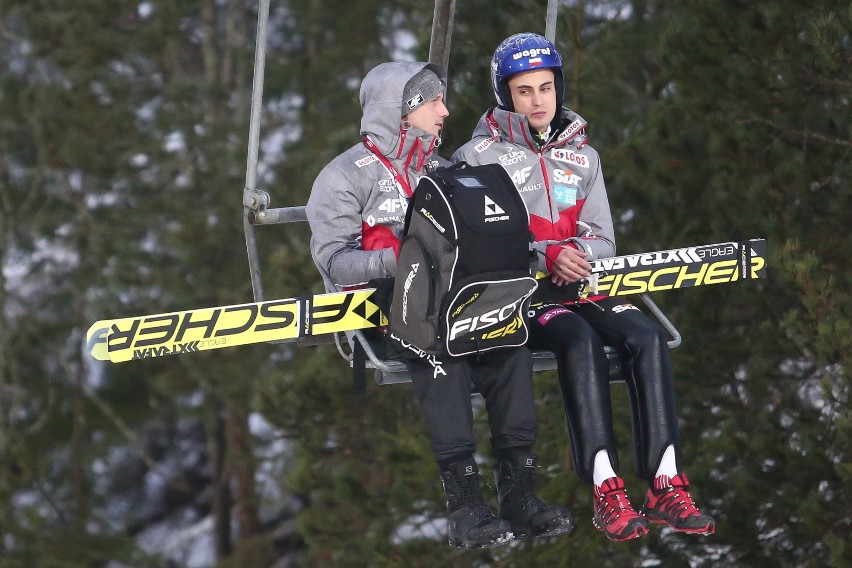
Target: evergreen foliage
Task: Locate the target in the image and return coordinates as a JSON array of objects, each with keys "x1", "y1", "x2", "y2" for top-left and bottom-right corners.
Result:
[{"x1": 0, "y1": 0, "x2": 848, "y2": 566}]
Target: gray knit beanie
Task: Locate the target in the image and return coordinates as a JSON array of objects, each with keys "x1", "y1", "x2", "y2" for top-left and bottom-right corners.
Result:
[{"x1": 402, "y1": 67, "x2": 445, "y2": 116}]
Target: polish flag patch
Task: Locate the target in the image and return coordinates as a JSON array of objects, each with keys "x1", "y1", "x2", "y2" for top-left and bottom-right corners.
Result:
[{"x1": 529, "y1": 57, "x2": 543, "y2": 66}]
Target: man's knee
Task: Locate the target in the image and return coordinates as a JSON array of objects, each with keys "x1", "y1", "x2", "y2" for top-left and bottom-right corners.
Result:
[{"x1": 624, "y1": 320, "x2": 667, "y2": 352}]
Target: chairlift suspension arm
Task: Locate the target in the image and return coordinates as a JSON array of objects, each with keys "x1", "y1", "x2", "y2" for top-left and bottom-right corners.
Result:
[
  {"x1": 243, "y1": 0, "x2": 272, "y2": 301},
  {"x1": 429, "y1": 0, "x2": 456, "y2": 71}
]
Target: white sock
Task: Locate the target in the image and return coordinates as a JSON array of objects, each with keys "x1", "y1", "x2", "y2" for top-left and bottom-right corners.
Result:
[
  {"x1": 592, "y1": 449, "x2": 617, "y2": 487},
  {"x1": 653, "y1": 444, "x2": 678, "y2": 485}
]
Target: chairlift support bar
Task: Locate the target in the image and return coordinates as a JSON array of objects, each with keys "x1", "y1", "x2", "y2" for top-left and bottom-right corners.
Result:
[
  {"x1": 429, "y1": 0, "x2": 455, "y2": 71},
  {"x1": 545, "y1": 0, "x2": 558, "y2": 42},
  {"x1": 243, "y1": 0, "x2": 272, "y2": 301}
]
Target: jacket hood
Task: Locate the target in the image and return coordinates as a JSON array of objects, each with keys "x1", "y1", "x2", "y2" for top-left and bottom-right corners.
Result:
[{"x1": 359, "y1": 61, "x2": 447, "y2": 155}]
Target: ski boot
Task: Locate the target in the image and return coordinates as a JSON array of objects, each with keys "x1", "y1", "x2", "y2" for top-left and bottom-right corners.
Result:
[
  {"x1": 495, "y1": 454, "x2": 574, "y2": 539},
  {"x1": 440, "y1": 459, "x2": 514, "y2": 548}
]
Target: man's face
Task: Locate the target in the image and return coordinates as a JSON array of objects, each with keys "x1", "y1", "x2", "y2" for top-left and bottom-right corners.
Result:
[
  {"x1": 405, "y1": 93, "x2": 449, "y2": 136},
  {"x1": 507, "y1": 69, "x2": 557, "y2": 132}
]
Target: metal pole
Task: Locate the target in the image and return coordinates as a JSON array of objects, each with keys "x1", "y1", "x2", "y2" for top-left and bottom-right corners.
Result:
[
  {"x1": 243, "y1": 0, "x2": 271, "y2": 302},
  {"x1": 545, "y1": 0, "x2": 558, "y2": 43},
  {"x1": 428, "y1": 0, "x2": 455, "y2": 72}
]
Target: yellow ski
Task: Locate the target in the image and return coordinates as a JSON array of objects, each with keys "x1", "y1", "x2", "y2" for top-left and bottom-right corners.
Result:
[
  {"x1": 585, "y1": 238, "x2": 767, "y2": 298},
  {"x1": 87, "y1": 289, "x2": 386, "y2": 363},
  {"x1": 86, "y1": 239, "x2": 766, "y2": 363}
]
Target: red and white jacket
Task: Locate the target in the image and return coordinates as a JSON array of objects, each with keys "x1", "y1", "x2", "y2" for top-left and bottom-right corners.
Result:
[{"x1": 453, "y1": 107, "x2": 616, "y2": 275}]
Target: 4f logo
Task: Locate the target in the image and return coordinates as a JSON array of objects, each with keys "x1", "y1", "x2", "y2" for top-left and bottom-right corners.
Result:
[
  {"x1": 511, "y1": 166, "x2": 533, "y2": 185},
  {"x1": 379, "y1": 198, "x2": 405, "y2": 213}
]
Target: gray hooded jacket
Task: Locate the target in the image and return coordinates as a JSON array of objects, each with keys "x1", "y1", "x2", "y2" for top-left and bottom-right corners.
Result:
[{"x1": 307, "y1": 62, "x2": 447, "y2": 287}]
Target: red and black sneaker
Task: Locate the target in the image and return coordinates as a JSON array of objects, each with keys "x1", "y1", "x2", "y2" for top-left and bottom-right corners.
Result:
[
  {"x1": 592, "y1": 477, "x2": 649, "y2": 541},
  {"x1": 640, "y1": 473, "x2": 716, "y2": 535}
]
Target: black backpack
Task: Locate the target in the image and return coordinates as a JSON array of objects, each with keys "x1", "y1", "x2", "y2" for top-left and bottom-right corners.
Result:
[{"x1": 388, "y1": 163, "x2": 537, "y2": 356}]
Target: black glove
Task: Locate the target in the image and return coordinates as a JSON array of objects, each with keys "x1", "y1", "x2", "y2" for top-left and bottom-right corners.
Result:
[{"x1": 367, "y1": 277, "x2": 395, "y2": 315}]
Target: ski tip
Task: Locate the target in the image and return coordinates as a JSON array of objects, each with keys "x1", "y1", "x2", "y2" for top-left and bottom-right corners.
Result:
[{"x1": 86, "y1": 323, "x2": 112, "y2": 361}]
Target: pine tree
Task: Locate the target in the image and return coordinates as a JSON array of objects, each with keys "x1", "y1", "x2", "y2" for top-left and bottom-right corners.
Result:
[{"x1": 598, "y1": 1, "x2": 851, "y2": 565}]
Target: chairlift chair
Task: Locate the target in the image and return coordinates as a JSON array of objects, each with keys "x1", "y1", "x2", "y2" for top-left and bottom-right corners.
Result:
[{"x1": 239, "y1": 0, "x2": 681, "y2": 390}]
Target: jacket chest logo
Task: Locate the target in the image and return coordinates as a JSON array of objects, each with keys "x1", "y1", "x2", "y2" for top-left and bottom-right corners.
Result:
[
  {"x1": 355, "y1": 155, "x2": 379, "y2": 168},
  {"x1": 498, "y1": 148, "x2": 528, "y2": 167},
  {"x1": 553, "y1": 186, "x2": 577, "y2": 206},
  {"x1": 550, "y1": 148, "x2": 589, "y2": 169},
  {"x1": 553, "y1": 169, "x2": 582, "y2": 185}
]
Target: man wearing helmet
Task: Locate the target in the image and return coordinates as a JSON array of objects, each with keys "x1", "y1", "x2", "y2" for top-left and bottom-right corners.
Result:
[
  {"x1": 307, "y1": 61, "x2": 573, "y2": 549},
  {"x1": 453, "y1": 33, "x2": 716, "y2": 542}
]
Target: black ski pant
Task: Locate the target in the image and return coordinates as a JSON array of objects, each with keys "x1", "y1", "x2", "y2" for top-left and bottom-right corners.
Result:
[
  {"x1": 402, "y1": 347, "x2": 538, "y2": 463},
  {"x1": 527, "y1": 297, "x2": 680, "y2": 483}
]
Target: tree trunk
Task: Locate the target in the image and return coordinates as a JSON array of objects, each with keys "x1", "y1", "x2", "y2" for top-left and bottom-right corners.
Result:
[
  {"x1": 208, "y1": 396, "x2": 232, "y2": 557},
  {"x1": 228, "y1": 401, "x2": 261, "y2": 539},
  {"x1": 0, "y1": 162, "x2": 10, "y2": 554}
]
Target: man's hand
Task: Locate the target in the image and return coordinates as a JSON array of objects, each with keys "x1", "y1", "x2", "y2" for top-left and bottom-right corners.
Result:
[{"x1": 550, "y1": 246, "x2": 591, "y2": 285}]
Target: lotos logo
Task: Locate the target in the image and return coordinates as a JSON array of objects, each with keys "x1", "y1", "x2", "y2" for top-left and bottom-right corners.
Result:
[
  {"x1": 556, "y1": 119, "x2": 586, "y2": 143},
  {"x1": 355, "y1": 155, "x2": 378, "y2": 168},
  {"x1": 551, "y1": 148, "x2": 589, "y2": 169},
  {"x1": 474, "y1": 137, "x2": 497, "y2": 153}
]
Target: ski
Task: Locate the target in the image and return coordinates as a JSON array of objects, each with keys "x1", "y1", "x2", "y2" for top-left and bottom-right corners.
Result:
[
  {"x1": 86, "y1": 238, "x2": 766, "y2": 363},
  {"x1": 583, "y1": 238, "x2": 767, "y2": 298},
  {"x1": 87, "y1": 288, "x2": 387, "y2": 363}
]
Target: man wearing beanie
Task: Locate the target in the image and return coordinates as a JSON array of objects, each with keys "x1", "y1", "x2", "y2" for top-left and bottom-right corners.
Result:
[{"x1": 307, "y1": 61, "x2": 573, "y2": 548}]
